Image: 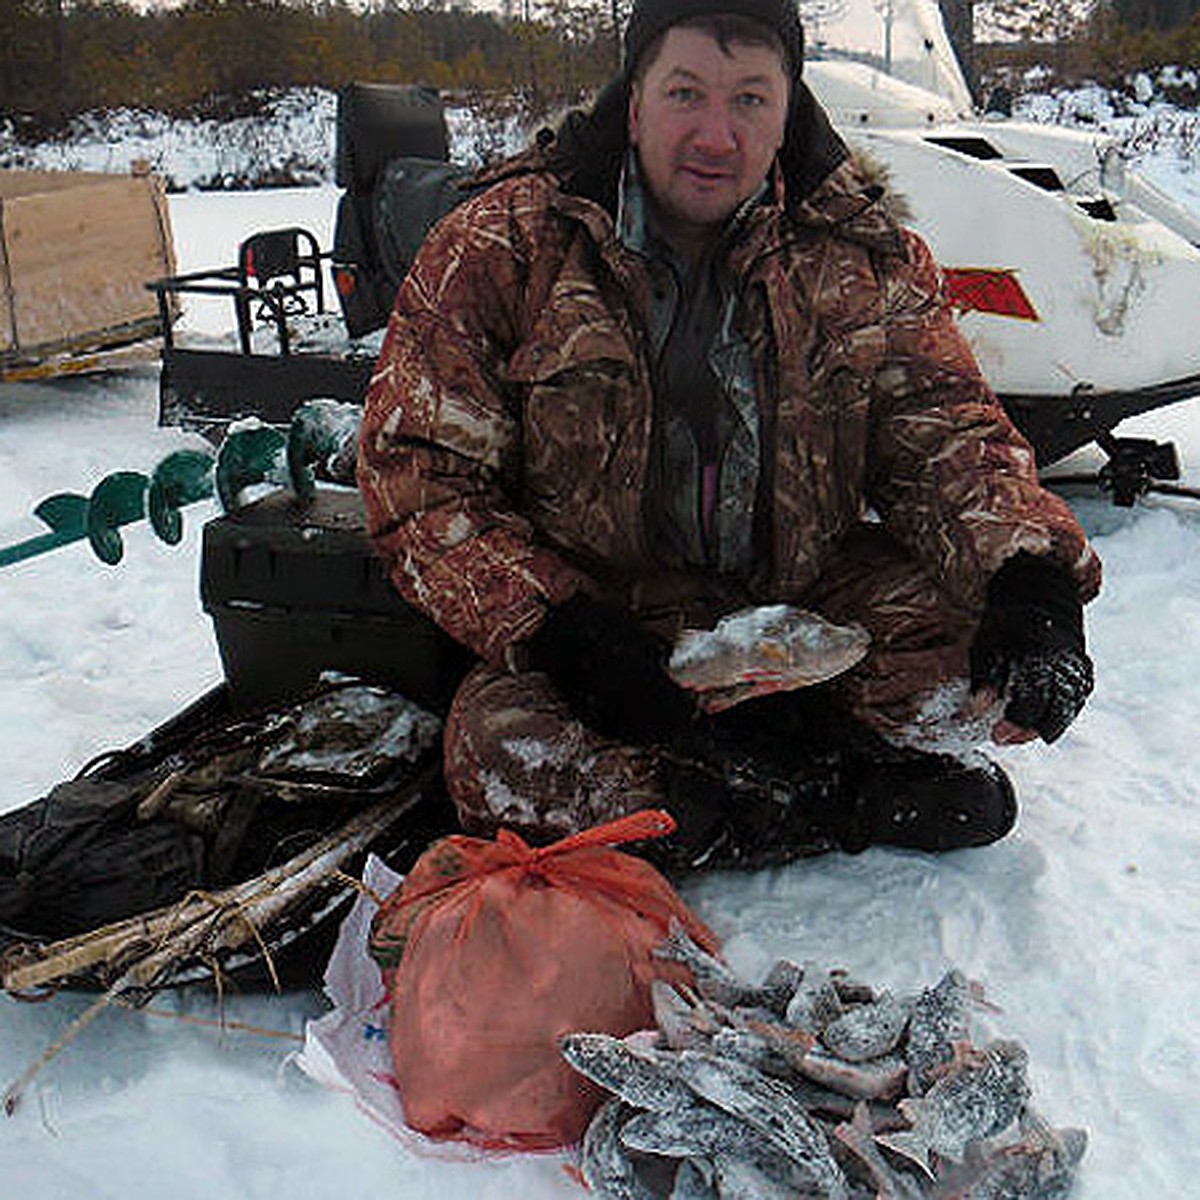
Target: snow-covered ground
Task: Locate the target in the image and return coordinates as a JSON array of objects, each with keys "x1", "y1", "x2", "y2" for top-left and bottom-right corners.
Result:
[
  {"x1": 3, "y1": 107, "x2": 1200, "y2": 1198},
  {"x1": 3, "y1": 72, "x2": 1195, "y2": 195}
]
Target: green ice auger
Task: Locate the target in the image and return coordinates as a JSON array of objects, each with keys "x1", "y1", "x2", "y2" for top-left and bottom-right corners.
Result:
[
  {"x1": 0, "y1": 472, "x2": 159, "y2": 569},
  {"x1": 86, "y1": 471, "x2": 151, "y2": 565},
  {"x1": 149, "y1": 449, "x2": 216, "y2": 544},
  {"x1": 214, "y1": 426, "x2": 288, "y2": 513},
  {"x1": 1, "y1": 406, "x2": 362, "y2": 571},
  {"x1": 286, "y1": 399, "x2": 361, "y2": 501},
  {"x1": 0, "y1": 457, "x2": 216, "y2": 571},
  {"x1": 0, "y1": 493, "x2": 91, "y2": 569}
]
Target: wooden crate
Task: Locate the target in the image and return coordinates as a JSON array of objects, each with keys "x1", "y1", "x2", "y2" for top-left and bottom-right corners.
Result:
[{"x1": 0, "y1": 166, "x2": 176, "y2": 365}]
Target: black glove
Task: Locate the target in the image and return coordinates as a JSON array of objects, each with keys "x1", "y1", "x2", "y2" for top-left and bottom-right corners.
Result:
[
  {"x1": 969, "y1": 552, "x2": 1094, "y2": 744},
  {"x1": 523, "y1": 593, "x2": 695, "y2": 745}
]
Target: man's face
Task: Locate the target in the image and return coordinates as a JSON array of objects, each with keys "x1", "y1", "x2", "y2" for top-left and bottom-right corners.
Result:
[{"x1": 628, "y1": 25, "x2": 789, "y2": 246}]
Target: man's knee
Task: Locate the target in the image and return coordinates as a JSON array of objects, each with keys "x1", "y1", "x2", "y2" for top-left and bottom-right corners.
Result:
[
  {"x1": 443, "y1": 664, "x2": 664, "y2": 842},
  {"x1": 805, "y1": 527, "x2": 982, "y2": 743}
]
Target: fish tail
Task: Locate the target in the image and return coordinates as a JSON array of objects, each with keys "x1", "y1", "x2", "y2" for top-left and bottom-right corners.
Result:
[{"x1": 873, "y1": 1130, "x2": 935, "y2": 1180}]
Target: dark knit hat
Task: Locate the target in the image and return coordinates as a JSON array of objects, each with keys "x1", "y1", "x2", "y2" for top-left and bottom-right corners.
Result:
[
  {"x1": 623, "y1": 0, "x2": 804, "y2": 79},
  {"x1": 552, "y1": 0, "x2": 843, "y2": 210}
]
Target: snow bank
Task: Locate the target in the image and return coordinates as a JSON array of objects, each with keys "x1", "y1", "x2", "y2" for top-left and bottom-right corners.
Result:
[{"x1": 0, "y1": 89, "x2": 533, "y2": 190}]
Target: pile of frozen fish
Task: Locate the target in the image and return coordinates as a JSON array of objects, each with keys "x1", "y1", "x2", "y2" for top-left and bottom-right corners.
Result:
[{"x1": 560, "y1": 922, "x2": 1086, "y2": 1199}]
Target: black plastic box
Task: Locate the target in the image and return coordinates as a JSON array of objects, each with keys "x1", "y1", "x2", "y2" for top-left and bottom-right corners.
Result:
[{"x1": 201, "y1": 489, "x2": 473, "y2": 714}]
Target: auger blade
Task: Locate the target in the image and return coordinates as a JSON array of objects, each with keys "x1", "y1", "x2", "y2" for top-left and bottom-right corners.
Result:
[
  {"x1": 148, "y1": 449, "x2": 216, "y2": 544},
  {"x1": 86, "y1": 472, "x2": 150, "y2": 565},
  {"x1": 215, "y1": 426, "x2": 288, "y2": 513}
]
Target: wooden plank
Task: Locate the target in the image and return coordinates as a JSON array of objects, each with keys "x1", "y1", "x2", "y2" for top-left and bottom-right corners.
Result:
[
  {"x1": 0, "y1": 170, "x2": 121, "y2": 201},
  {"x1": 2, "y1": 172, "x2": 175, "y2": 357}
]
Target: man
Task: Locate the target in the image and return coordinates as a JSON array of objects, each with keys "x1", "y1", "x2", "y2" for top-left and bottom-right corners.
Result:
[{"x1": 358, "y1": 0, "x2": 1101, "y2": 869}]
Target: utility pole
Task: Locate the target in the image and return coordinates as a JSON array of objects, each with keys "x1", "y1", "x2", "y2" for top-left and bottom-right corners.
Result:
[{"x1": 883, "y1": 0, "x2": 893, "y2": 74}]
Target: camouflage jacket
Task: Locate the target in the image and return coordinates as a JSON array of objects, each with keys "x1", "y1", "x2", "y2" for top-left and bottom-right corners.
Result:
[{"x1": 358, "y1": 156, "x2": 1101, "y2": 664}]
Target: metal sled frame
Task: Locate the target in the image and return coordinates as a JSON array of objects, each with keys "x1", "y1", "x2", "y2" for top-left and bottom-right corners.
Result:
[
  {"x1": 1005, "y1": 375, "x2": 1200, "y2": 468},
  {"x1": 150, "y1": 225, "x2": 375, "y2": 440}
]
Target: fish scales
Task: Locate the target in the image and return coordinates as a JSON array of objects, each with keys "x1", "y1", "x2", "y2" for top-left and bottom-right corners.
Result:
[
  {"x1": 832, "y1": 1102, "x2": 926, "y2": 1200},
  {"x1": 706, "y1": 998, "x2": 790, "y2": 1033},
  {"x1": 784, "y1": 1039, "x2": 910, "y2": 1102},
  {"x1": 577, "y1": 952, "x2": 1086, "y2": 1199},
  {"x1": 712, "y1": 1006, "x2": 821, "y2": 1082},
  {"x1": 786, "y1": 965, "x2": 847, "y2": 1032},
  {"x1": 580, "y1": 1098, "x2": 658, "y2": 1200},
  {"x1": 831, "y1": 972, "x2": 877, "y2": 1006},
  {"x1": 622, "y1": 1103, "x2": 790, "y2": 1168},
  {"x1": 930, "y1": 1118, "x2": 1087, "y2": 1200},
  {"x1": 907, "y1": 969, "x2": 972, "y2": 1095},
  {"x1": 560, "y1": 1033, "x2": 696, "y2": 1113},
  {"x1": 653, "y1": 921, "x2": 761, "y2": 1008},
  {"x1": 669, "y1": 1158, "x2": 719, "y2": 1200},
  {"x1": 711, "y1": 1156, "x2": 823, "y2": 1199},
  {"x1": 933, "y1": 1150, "x2": 1080, "y2": 1200},
  {"x1": 789, "y1": 1079, "x2": 909, "y2": 1132},
  {"x1": 621, "y1": 1106, "x2": 829, "y2": 1199},
  {"x1": 821, "y1": 990, "x2": 912, "y2": 1063},
  {"x1": 710, "y1": 1027, "x2": 797, "y2": 1078},
  {"x1": 652, "y1": 980, "x2": 719, "y2": 1052},
  {"x1": 799, "y1": 1049, "x2": 909, "y2": 1101},
  {"x1": 734, "y1": 1006, "x2": 903, "y2": 1099},
  {"x1": 877, "y1": 1040, "x2": 1032, "y2": 1177},
  {"x1": 755, "y1": 959, "x2": 807, "y2": 1015},
  {"x1": 666, "y1": 605, "x2": 871, "y2": 695},
  {"x1": 675, "y1": 1050, "x2": 849, "y2": 1199}
]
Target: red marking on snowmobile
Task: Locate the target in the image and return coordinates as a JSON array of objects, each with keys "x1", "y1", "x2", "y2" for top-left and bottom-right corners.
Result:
[{"x1": 942, "y1": 268, "x2": 1040, "y2": 322}]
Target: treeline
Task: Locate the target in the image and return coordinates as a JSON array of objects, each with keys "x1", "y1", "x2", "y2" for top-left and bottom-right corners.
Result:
[
  {"x1": 1110, "y1": 0, "x2": 1200, "y2": 31},
  {"x1": 4, "y1": 0, "x2": 1199, "y2": 135},
  {"x1": 979, "y1": 8, "x2": 1200, "y2": 97},
  {"x1": 0, "y1": 0, "x2": 623, "y2": 133},
  {"x1": 1087, "y1": 7, "x2": 1200, "y2": 82}
]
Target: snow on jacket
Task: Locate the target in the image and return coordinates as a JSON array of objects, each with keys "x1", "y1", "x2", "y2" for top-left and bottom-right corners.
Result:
[{"x1": 358, "y1": 154, "x2": 1101, "y2": 665}]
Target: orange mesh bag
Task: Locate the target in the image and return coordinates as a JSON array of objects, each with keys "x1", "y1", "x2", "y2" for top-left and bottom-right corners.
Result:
[{"x1": 368, "y1": 809, "x2": 717, "y2": 1150}]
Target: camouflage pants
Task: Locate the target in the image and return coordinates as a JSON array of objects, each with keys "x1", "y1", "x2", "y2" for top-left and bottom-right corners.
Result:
[{"x1": 443, "y1": 527, "x2": 986, "y2": 841}]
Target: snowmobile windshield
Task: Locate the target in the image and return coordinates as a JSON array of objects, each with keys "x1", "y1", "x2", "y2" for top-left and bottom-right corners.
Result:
[{"x1": 802, "y1": 0, "x2": 973, "y2": 113}]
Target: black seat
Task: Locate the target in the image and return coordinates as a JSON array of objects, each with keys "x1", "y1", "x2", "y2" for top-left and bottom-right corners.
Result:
[
  {"x1": 336, "y1": 82, "x2": 449, "y2": 194},
  {"x1": 235, "y1": 226, "x2": 326, "y2": 355},
  {"x1": 332, "y1": 82, "x2": 461, "y2": 339}
]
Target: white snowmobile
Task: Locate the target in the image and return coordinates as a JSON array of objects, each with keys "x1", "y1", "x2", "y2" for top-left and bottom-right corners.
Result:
[{"x1": 806, "y1": 0, "x2": 1200, "y2": 495}]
